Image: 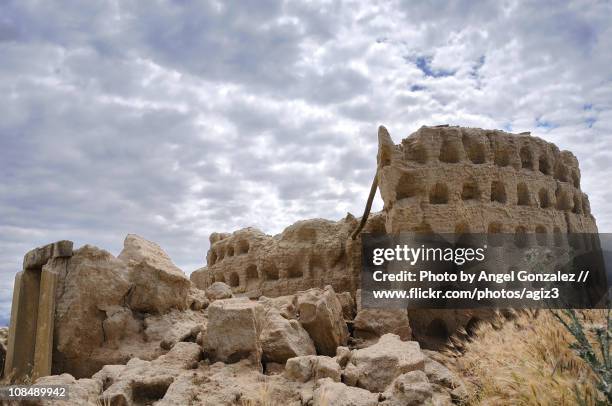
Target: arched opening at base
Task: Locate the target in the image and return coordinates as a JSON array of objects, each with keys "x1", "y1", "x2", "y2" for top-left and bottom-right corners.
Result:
[
  {"x1": 426, "y1": 319, "x2": 450, "y2": 342},
  {"x1": 229, "y1": 272, "x2": 239, "y2": 287}
]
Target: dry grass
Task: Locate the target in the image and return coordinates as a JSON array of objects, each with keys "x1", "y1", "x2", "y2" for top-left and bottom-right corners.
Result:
[
  {"x1": 446, "y1": 310, "x2": 607, "y2": 405},
  {"x1": 240, "y1": 381, "x2": 276, "y2": 406},
  {"x1": 96, "y1": 397, "x2": 112, "y2": 406},
  {"x1": 316, "y1": 387, "x2": 330, "y2": 406}
]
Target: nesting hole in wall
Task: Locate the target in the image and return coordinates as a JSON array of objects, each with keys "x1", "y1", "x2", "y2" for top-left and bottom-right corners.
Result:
[
  {"x1": 494, "y1": 148, "x2": 511, "y2": 167},
  {"x1": 490, "y1": 181, "x2": 507, "y2": 203},
  {"x1": 535, "y1": 225, "x2": 547, "y2": 246},
  {"x1": 539, "y1": 156, "x2": 550, "y2": 175},
  {"x1": 514, "y1": 226, "x2": 528, "y2": 248},
  {"x1": 246, "y1": 265, "x2": 258, "y2": 281},
  {"x1": 538, "y1": 188, "x2": 551, "y2": 208},
  {"x1": 209, "y1": 250, "x2": 217, "y2": 265},
  {"x1": 429, "y1": 183, "x2": 449, "y2": 204},
  {"x1": 229, "y1": 272, "x2": 239, "y2": 287},
  {"x1": 396, "y1": 172, "x2": 420, "y2": 200},
  {"x1": 439, "y1": 139, "x2": 461, "y2": 163},
  {"x1": 287, "y1": 264, "x2": 303, "y2": 279},
  {"x1": 461, "y1": 180, "x2": 479, "y2": 200},
  {"x1": 237, "y1": 240, "x2": 249, "y2": 255},
  {"x1": 463, "y1": 136, "x2": 485, "y2": 164},
  {"x1": 409, "y1": 144, "x2": 429, "y2": 164},
  {"x1": 555, "y1": 189, "x2": 572, "y2": 211},
  {"x1": 426, "y1": 319, "x2": 449, "y2": 341},
  {"x1": 555, "y1": 163, "x2": 569, "y2": 182},
  {"x1": 520, "y1": 146, "x2": 534, "y2": 170},
  {"x1": 517, "y1": 183, "x2": 530, "y2": 206},
  {"x1": 262, "y1": 263, "x2": 279, "y2": 280},
  {"x1": 572, "y1": 171, "x2": 580, "y2": 188},
  {"x1": 226, "y1": 245, "x2": 234, "y2": 257},
  {"x1": 572, "y1": 195, "x2": 582, "y2": 214}
]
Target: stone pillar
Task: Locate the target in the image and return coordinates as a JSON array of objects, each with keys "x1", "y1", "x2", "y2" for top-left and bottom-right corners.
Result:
[
  {"x1": 3, "y1": 241, "x2": 72, "y2": 382},
  {"x1": 4, "y1": 270, "x2": 41, "y2": 381},
  {"x1": 32, "y1": 265, "x2": 59, "y2": 381},
  {"x1": 4, "y1": 272, "x2": 23, "y2": 379}
]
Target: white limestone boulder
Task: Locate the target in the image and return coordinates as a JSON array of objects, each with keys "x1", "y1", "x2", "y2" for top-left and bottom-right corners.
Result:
[
  {"x1": 260, "y1": 307, "x2": 316, "y2": 363},
  {"x1": 295, "y1": 286, "x2": 348, "y2": 356},
  {"x1": 344, "y1": 334, "x2": 425, "y2": 393},
  {"x1": 53, "y1": 245, "x2": 132, "y2": 377},
  {"x1": 205, "y1": 281, "x2": 233, "y2": 301},
  {"x1": 203, "y1": 298, "x2": 264, "y2": 366},
  {"x1": 314, "y1": 378, "x2": 379, "y2": 406},
  {"x1": 380, "y1": 370, "x2": 433, "y2": 405},
  {"x1": 285, "y1": 355, "x2": 341, "y2": 383},
  {"x1": 119, "y1": 234, "x2": 190, "y2": 313}
]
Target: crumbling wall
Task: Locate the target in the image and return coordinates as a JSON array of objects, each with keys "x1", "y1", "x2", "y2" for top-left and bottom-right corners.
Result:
[
  {"x1": 376, "y1": 125, "x2": 598, "y2": 344},
  {"x1": 377, "y1": 125, "x2": 597, "y2": 236},
  {"x1": 3, "y1": 235, "x2": 202, "y2": 380},
  {"x1": 191, "y1": 217, "x2": 363, "y2": 297}
]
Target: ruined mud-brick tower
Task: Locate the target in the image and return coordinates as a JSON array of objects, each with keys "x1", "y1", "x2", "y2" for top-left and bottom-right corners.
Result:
[
  {"x1": 376, "y1": 125, "x2": 598, "y2": 344},
  {"x1": 191, "y1": 124, "x2": 599, "y2": 345},
  {"x1": 377, "y1": 125, "x2": 597, "y2": 236}
]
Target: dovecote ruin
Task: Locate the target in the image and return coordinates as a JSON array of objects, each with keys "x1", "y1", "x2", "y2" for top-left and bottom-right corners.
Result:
[{"x1": 191, "y1": 125, "x2": 599, "y2": 345}]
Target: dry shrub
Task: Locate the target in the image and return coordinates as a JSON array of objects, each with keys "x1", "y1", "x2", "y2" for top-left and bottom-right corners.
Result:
[
  {"x1": 447, "y1": 310, "x2": 607, "y2": 405},
  {"x1": 240, "y1": 381, "x2": 276, "y2": 406}
]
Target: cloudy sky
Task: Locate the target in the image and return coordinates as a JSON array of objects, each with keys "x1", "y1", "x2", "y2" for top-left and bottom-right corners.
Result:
[{"x1": 1, "y1": 0, "x2": 611, "y2": 324}]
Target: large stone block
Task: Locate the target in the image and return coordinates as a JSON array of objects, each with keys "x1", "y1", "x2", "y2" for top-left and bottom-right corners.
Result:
[
  {"x1": 353, "y1": 309, "x2": 412, "y2": 342},
  {"x1": 295, "y1": 286, "x2": 348, "y2": 356},
  {"x1": 203, "y1": 298, "x2": 265, "y2": 366},
  {"x1": 381, "y1": 370, "x2": 433, "y2": 406},
  {"x1": 314, "y1": 378, "x2": 379, "y2": 406},
  {"x1": 344, "y1": 334, "x2": 425, "y2": 393},
  {"x1": 23, "y1": 240, "x2": 73, "y2": 271},
  {"x1": 53, "y1": 245, "x2": 132, "y2": 378},
  {"x1": 260, "y1": 308, "x2": 316, "y2": 363},
  {"x1": 119, "y1": 234, "x2": 190, "y2": 313},
  {"x1": 285, "y1": 355, "x2": 341, "y2": 383},
  {"x1": 205, "y1": 281, "x2": 233, "y2": 301}
]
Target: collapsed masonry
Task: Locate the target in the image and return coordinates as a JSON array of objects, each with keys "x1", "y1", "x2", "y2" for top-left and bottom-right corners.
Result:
[
  {"x1": 191, "y1": 125, "x2": 598, "y2": 343},
  {"x1": 4, "y1": 235, "x2": 198, "y2": 381}
]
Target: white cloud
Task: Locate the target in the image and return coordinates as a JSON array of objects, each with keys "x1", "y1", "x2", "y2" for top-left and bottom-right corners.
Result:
[{"x1": 0, "y1": 0, "x2": 611, "y2": 324}]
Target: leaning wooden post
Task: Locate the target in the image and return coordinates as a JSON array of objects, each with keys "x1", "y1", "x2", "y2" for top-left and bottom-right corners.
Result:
[{"x1": 351, "y1": 125, "x2": 395, "y2": 240}]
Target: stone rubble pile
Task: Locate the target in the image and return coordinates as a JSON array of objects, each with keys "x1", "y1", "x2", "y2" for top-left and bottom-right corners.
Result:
[{"x1": 2, "y1": 234, "x2": 464, "y2": 405}]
